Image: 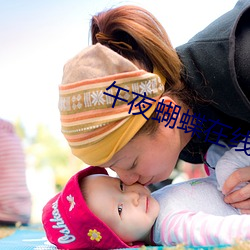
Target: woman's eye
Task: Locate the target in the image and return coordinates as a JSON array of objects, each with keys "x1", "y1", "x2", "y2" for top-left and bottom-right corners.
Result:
[
  {"x1": 118, "y1": 204, "x2": 123, "y2": 216},
  {"x1": 120, "y1": 180, "x2": 124, "y2": 191}
]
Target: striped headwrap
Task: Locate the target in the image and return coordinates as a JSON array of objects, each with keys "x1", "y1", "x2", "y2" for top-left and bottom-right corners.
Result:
[{"x1": 59, "y1": 43, "x2": 165, "y2": 165}]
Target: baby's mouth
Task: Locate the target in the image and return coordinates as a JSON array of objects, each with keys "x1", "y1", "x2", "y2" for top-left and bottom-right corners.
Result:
[{"x1": 146, "y1": 196, "x2": 149, "y2": 213}]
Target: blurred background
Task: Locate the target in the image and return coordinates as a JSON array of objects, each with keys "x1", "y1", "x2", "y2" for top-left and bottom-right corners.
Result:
[{"x1": 0, "y1": 0, "x2": 238, "y2": 224}]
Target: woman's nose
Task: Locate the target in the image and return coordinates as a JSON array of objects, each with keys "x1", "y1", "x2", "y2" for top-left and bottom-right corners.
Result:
[{"x1": 112, "y1": 168, "x2": 139, "y2": 185}]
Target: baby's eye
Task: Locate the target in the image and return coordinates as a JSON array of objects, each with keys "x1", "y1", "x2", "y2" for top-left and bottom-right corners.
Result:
[
  {"x1": 118, "y1": 204, "x2": 123, "y2": 216},
  {"x1": 120, "y1": 180, "x2": 124, "y2": 191}
]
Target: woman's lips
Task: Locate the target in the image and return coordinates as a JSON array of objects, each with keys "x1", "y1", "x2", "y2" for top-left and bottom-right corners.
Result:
[{"x1": 143, "y1": 177, "x2": 154, "y2": 186}]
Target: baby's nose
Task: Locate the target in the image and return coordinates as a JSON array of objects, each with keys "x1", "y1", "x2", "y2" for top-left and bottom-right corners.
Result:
[{"x1": 126, "y1": 191, "x2": 140, "y2": 206}]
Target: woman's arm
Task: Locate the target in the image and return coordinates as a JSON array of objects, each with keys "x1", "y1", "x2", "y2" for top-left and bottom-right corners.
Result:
[
  {"x1": 215, "y1": 137, "x2": 250, "y2": 213},
  {"x1": 223, "y1": 166, "x2": 250, "y2": 213},
  {"x1": 215, "y1": 141, "x2": 249, "y2": 192}
]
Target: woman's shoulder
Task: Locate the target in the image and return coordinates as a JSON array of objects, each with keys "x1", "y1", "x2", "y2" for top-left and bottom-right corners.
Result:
[{"x1": 176, "y1": 0, "x2": 250, "y2": 124}]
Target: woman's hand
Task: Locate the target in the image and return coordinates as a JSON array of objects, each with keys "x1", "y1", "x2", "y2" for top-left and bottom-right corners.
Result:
[{"x1": 223, "y1": 166, "x2": 250, "y2": 214}]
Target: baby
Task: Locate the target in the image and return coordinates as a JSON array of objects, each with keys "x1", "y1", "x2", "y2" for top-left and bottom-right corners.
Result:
[{"x1": 42, "y1": 139, "x2": 250, "y2": 249}]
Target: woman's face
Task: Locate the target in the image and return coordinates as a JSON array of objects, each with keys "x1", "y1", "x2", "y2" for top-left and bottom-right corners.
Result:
[{"x1": 100, "y1": 124, "x2": 183, "y2": 185}]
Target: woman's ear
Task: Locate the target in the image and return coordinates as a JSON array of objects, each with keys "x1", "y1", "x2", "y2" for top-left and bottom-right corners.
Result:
[
  {"x1": 153, "y1": 96, "x2": 180, "y2": 128},
  {"x1": 157, "y1": 96, "x2": 178, "y2": 116},
  {"x1": 158, "y1": 96, "x2": 177, "y2": 106}
]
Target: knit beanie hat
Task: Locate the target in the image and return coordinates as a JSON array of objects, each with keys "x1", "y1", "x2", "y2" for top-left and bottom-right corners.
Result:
[{"x1": 59, "y1": 43, "x2": 165, "y2": 166}]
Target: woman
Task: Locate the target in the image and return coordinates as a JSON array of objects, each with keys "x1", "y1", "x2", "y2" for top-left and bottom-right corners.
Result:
[{"x1": 59, "y1": 1, "x2": 250, "y2": 211}]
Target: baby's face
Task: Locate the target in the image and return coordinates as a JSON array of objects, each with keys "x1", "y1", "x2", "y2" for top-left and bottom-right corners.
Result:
[{"x1": 84, "y1": 174, "x2": 160, "y2": 244}]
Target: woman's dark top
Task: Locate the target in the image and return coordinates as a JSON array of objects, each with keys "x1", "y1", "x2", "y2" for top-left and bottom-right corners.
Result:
[{"x1": 176, "y1": 0, "x2": 250, "y2": 164}]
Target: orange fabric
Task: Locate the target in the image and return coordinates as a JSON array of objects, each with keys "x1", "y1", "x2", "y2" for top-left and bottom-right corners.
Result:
[{"x1": 59, "y1": 44, "x2": 165, "y2": 165}]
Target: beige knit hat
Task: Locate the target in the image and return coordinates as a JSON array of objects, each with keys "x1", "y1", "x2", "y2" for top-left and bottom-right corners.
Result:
[{"x1": 59, "y1": 43, "x2": 165, "y2": 165}]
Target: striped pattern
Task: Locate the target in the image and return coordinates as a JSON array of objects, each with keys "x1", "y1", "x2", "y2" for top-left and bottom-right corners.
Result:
[
  {"x1": 160, "y1": 210, "x2": 250, "y2": 246},
  {"x1": 59, "y1": 70, "x2": 164, "y2": 148},
  {"x1": 0, "y1": 119, "x2": 31, "y2": 224}
]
